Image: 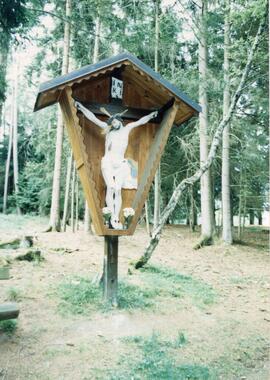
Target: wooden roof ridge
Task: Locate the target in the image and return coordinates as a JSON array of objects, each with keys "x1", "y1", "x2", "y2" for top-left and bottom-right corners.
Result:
[{"x1": 34, "y1": 52, "x2": 201, "y2": 114}]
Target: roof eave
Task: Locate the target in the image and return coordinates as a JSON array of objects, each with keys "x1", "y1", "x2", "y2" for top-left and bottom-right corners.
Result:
[{"x1": 34, "y1": 52, "x2": 201, "y2": 113}]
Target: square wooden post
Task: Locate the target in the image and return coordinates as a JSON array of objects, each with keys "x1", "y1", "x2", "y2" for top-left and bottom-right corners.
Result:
[{"x1": 103, "y1": 236, "x2": 119, "y2": 306}]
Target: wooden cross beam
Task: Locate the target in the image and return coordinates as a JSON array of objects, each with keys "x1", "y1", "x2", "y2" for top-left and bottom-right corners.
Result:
[{"x1": 74, "y1": 98, "x2": 175, "y2": 124}]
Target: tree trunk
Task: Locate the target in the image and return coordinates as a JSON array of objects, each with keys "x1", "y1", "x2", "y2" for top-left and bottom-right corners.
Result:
[
  {"x1": 257, "y1": 211, "x2": 262, "y2": 225},
  {"x1": 49, "y1": 110, "x2": 64, "y2": 231},
  {"x1": 93, "y1": 16, "x2": 100, "y2": 63},
  {"x1": 71, "y1": 160, "x2": 76, "y2": 233},
  {"x1": 75, "y1": 173, "x2": 79, "y2": 230},
  {"x1": 153, "y1": 0, "x2": 161, "y2": 230},
  {"x1": 12, "y1": 59, "x2": 21, "y2": 215},
  {"x1": 145, "y1": 200, "x2": 150, "y2": 236},
  {"x1": 242, "y1": 183, "x2": 247, "y2": 233},
  {"x1": 84, "y1": 202, "x2": 92, "y2": 232},
  {"x1": 48, "y1": 0, "x2": 71, "y2": 231},
  {"x1": 62, "y1": 151, "x2": 73, "y2": 231},
  {"x1": 222, "y1": 0, "x2": 233, "y2": 244},
  {"x1": 134, "y1": 20, "x2": 263, "y2": 268},
  {"x1": 238, "y1": 166, "x2": 243, "y2": 239},
  {"x1": 189, "y1": 186, "x2": 196, "y2": 232},
  {"x1": 153, "y1": 165, "x2": 160, "y2": 229},
  {"x1": 0, "y1": 40, "x2": 9, "y2": 121},
  {"x1": 3, "y1": 105, "x2": 13, "y2": 214},
  {"x1": 198, "y1": 0, "x2": 214, "y2": 247},
  {"x1": 249, "y1": 209, "x2": 254, "y2": 225}
]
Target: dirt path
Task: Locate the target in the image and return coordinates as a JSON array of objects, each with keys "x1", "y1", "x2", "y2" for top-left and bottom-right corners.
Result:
[{"x1": 0, "y1": 216, "x2": 269, "y2": 379}]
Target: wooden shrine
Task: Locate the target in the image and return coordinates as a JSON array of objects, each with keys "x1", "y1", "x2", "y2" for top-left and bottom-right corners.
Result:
[{"x1": 34, "y1": 52, "x2": 200, "y2": 305}]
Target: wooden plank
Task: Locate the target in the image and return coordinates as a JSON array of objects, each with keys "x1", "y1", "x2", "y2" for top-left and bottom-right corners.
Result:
[
  {"x1": 175, "y1": 110, "x2": 196, "y2": 125},
  {"x1": 103, "y1": 236, "x2": 118, "y2": 306},
  {"x1": 59, "y1": 87, "x2": 105, "y2": 235},
  {"x1": 0, "y1": 303, "x2": 20, "y2": 321},
  {"x1": 76, "y1": 158, "x2": 84, "y2": 170},
  {"x1": 129, "y1": 103, "x2": 179, "y2": 234},
  {"x1": 123, "y1": 69, "x2": 166, "y2": 107},
  {"x1": 123, "y1": 66, "x2": 192, "y2": 124},
  {"x1": 79, "y1": 114, "x2": 105, "y2": 208}
]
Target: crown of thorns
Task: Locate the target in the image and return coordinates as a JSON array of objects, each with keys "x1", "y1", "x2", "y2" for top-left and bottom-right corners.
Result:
[{"x1": 100, "y1": 107, "x2": 128, "y2": 125}]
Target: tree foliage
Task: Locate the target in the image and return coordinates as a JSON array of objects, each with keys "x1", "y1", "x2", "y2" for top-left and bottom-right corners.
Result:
[{"x1": 0, "y1": 0, "x2": 268, "y2": 233}]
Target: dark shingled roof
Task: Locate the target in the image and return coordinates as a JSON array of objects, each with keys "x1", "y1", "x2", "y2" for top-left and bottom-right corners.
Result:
[{"x1": 34, "y1": 52, "x2": 201, "y2": 113}]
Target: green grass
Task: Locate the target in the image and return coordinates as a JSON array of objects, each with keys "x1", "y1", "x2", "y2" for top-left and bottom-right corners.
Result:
[
  {"x1": 0, "y1": 320, "x2": 17, "y2": 335},
  {"x1": 57, "y1": 264, "x2": 216, "y2": 315},
  {"x1": 123, "y1": 330, "x2": 187, "y2": 349},
  {"x1": 118, "y1": 282, "x2": 158, "y2": 309},
  {"x1": 6, "y1": 287, "x2": 22, "y2": 302},
  {"x1": 58, "y1": 277, "x2": 103, "y2": 315},
  {"x1": 139, "y1": 265, "x2": 216, "y2": 307},
  {"x1": 108, "y1": 332, "x2": 209, "y2": 380},
  {"x1": 57, "y1": 277, "x2": 158, "y2": 315}
]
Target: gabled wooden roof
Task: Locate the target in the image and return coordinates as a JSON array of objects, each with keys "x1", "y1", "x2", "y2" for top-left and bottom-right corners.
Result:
[{"x1": 34, "y1": 52, "x2": 201, "y2": 119}]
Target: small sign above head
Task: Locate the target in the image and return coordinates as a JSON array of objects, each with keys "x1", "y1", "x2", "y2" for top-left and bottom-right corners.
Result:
[{"x1": 111, "y1": 77, "x2": 123, "y2": 99}]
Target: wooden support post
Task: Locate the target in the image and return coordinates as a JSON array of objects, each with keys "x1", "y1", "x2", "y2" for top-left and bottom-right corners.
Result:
[{"x1": 103, "y1": 236, "x2": 119, "y2": 306}]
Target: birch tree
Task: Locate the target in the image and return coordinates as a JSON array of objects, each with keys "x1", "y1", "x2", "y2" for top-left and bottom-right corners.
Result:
[{"x1": 134, "y1": 20, "x2": 264, "y2": 269}]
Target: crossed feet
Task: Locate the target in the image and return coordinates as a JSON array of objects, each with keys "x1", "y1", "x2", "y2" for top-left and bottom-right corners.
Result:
[{"x1": 110, "y1": 218, "x2": 123, "y2": 230}]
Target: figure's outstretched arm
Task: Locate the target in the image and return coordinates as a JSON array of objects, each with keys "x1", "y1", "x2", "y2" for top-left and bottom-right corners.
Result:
[
  {"x1": 126, "y1": 111, "x2": 158, "y2": 131},
  {"x1": 75, "y1": 101, "x2": 107, "y2": 129}
]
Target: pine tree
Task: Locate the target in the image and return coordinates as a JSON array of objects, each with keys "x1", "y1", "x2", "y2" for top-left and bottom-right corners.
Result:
[
  {"x1": 222, "y1": 0, "x2": 233, "y2": 244},
  {"x1": 197, "y1": 0, "x2": 215, "y2": 247},
  {"x1": 48, "y1": 0, "x2": 71, "y2": 231}
]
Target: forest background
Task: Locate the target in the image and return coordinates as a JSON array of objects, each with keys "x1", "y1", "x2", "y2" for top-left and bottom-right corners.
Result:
[{"x1": 0, "y1": 0, "x2": 268, "y2": 248}]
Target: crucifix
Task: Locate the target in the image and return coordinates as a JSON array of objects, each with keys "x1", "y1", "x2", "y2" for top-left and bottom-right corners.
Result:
[{"x1": 75, "y1": 100, "x2": 158, "y2": 229}]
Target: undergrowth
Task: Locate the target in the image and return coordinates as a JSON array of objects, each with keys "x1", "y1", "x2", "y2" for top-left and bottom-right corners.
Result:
[
  {"x1": 0, "y1": 320, "x2": 17, "y2": 335},
  {"x1": 107, "y1": 332, "x2": 210, "y2": 380}
]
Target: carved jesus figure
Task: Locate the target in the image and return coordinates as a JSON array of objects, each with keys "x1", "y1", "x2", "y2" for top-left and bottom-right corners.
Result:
[{"x1": 75, "y1": 101, "x2": 158, "y2": 229}]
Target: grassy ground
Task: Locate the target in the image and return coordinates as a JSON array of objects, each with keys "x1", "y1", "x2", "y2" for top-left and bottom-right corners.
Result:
[{"x1": 0, "y1": 215, "x2": 269, "y2": 379}]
